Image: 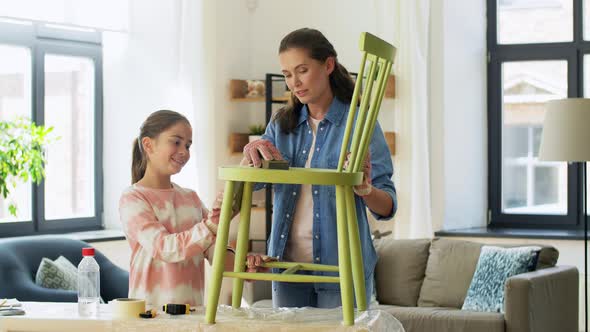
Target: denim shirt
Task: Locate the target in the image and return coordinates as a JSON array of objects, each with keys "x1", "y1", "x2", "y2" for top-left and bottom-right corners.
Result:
[{"x1": 259, "y1": 97, "x2": 397, "y2": 291}]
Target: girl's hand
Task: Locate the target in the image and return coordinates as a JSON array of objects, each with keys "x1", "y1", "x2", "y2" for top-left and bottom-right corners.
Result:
[
  {"x1": 246, "y1": 253, "x2": 276, "y2": 273},
  {"x1": 242, "y1": 139, "x2": 283, "y2": 168},
  {"x1": 344, "y1": 152, "x2": 372, "y2": 196},
  {"x1": 205, "y1": 190, "x2": 239, "y2": 234},
  {"x1": 205, "y1": 191, "x2": 223, "y2": 232}
]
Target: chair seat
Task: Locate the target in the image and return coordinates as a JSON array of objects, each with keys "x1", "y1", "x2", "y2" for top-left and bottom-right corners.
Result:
[{"x1": 219, "y1": 166, "x2": 363, "y2": 186}]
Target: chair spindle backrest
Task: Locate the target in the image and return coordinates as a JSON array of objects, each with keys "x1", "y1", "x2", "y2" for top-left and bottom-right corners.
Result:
[{"x1": 336, "y1": 32, "x2": 396, "y2": 174}]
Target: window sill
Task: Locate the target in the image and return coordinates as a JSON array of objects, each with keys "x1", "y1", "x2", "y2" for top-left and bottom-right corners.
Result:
[
  {"x1": 435, "y1": 227, "x2": 586, "y2": 241},
  {"x1": 7, "y1": 229, "x2": 126, "y2": 243}
]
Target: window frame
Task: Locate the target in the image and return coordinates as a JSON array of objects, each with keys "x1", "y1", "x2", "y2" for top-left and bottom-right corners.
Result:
[
  {"x1": 0, "y1": 20, "x2": 103, "y2": 236},
  {"x1": 487, "y1": 0, "x2": 587, "y2": 229}
]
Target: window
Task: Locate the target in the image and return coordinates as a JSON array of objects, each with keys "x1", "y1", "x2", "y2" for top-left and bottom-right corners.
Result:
[
  {"x1": 0, "y1": 20, "x2": 103, "y2": 236},
  {"x1": 488, "y1": 0, "x2": 587, "y2": 229}
]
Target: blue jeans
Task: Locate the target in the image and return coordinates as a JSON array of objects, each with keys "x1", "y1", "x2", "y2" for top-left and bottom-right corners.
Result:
[{"x1": 271, "y1": 271, "x2": 374, "y2": 308}]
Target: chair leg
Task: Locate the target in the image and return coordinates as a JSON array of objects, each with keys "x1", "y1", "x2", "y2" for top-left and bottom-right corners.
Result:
[
  {"x1": 232, "y1": 182, "x2": 253, "y2": 308},
  {"x1": 345, "y1": 186, "x2": 367, "y2": 311},
  {"x1": 336, "y1": 185, "x2": 354, "y2": 326},
  {"x1": 205, "y1": 181, "x2": 235, "y2": 324}
]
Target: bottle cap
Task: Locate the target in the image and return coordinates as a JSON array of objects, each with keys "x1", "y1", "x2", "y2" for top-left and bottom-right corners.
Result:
[{"x1": 82, "y1": 247, "x2": 95, "y2": 256}]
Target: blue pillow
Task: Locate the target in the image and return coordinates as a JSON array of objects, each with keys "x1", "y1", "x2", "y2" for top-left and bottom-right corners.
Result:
[{"x1": 462, "y1": 246, "x2": 540, "y2": 313}]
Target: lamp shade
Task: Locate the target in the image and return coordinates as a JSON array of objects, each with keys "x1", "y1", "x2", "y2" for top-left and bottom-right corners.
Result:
[{"x1": 538, "y1": 98, "x2": 590, "y2": 162}]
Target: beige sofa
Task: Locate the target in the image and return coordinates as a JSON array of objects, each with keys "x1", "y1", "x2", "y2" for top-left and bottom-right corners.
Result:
[{"x1": 243, "y1": 237, "x2": 578, "y2": 332}]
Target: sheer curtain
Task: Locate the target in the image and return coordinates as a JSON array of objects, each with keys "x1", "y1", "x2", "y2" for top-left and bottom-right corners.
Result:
[
  {"x1": 375, "y1": 0, "x2": 433, "y2": 239},
  {"x1": 176, "y1": 0, "x2": 217, "y2": 204}
]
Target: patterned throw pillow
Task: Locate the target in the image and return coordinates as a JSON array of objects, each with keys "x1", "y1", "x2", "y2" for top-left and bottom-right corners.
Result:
[
  {"x1": 35, "y1": 256, "x2": 78, "y2": 291},
  {"x1": 462, "y1": 246, "x2": 540, "y2": 313}
]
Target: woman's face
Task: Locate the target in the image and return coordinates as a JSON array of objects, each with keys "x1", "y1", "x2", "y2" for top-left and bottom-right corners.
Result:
[{"x1": 279, "y1": 48, "x2": 334, "y2": 106}]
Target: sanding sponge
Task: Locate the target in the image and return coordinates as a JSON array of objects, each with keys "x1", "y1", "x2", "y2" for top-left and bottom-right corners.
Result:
[{"x1": 262, "y1": 160, "x2": 289, "y2": 170}]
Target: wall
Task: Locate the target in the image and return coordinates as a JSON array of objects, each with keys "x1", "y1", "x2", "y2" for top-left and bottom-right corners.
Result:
[
  {"x1": 246, "y1": 0, "x2": 396, "y2": 136},
  {"x1": 429, "y1": 0, "x2": 488, "y2": 232}
]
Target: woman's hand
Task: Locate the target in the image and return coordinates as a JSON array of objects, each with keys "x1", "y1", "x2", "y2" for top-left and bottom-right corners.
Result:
[
  {"x1": 241, "y1": 139, "x2": 283, "y2": 168},
  {"x1": 344, "y1": 152, "x2": 372, "y2": 196}
]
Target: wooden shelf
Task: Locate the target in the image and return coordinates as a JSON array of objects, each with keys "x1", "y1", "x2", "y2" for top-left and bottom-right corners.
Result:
[
  {"x1": 231, "y1": 97, "x2": 265, "y2": 102},
  {"x1": 385, "y1": 74, "x2": 395, "y2": 98},
  {"x1": 384, "y1": 131, "x2": 396, "y2": 156},
  {"x1": 230, "y1": 97, "x2": 289, "y2": 103},
  {"x1": 229, "y1": 133, "x2": 248, "y2": 153}
]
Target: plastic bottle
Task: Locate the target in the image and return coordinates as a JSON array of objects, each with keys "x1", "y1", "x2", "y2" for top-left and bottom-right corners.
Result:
[{"x1": 78, "y1": 247, "x2": 100, "y2": 317}]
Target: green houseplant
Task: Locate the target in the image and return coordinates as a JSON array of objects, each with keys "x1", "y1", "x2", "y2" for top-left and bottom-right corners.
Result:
[
  {"x1": 248, "y1": 124, "x2": 266, "y2": 143},
  {"x1": 0, "y1": 118, "x2": 54, "y2": 217}
]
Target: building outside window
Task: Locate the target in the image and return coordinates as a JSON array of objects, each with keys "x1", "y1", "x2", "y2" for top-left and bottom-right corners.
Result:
[{"x1": 489, "y1": 0, "x2": 588, "y2": 229}]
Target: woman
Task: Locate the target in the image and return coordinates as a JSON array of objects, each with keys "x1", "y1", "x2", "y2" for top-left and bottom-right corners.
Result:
[{"x1": 242, "y1": 28, "x2": 397, "y2": 308}]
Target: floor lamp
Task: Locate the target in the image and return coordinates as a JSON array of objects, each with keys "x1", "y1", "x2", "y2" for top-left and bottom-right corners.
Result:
[{"x1": 539, "y1": 98, "x2": 590, "y2": 331}]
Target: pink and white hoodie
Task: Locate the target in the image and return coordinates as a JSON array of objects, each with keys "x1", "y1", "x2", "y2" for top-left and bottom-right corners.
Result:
[{"x1": 119, "y1": 183, "x2": 216, "y2": 308}]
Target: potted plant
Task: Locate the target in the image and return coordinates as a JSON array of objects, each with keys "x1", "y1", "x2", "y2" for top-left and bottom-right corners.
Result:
[
  {"x1": 0, "y1": 118, "x2": 54, "y2": 217},
  {"x1": 248, "y1": 124, "x2": 266, "y2": 143}
]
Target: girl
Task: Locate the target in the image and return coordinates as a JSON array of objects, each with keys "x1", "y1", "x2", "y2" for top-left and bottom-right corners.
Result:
[
  {"x1": 242, "y1": 28, "x2": 397, "y2": 309},
  {"x1": 120, "y1": 110, "x2": 265, "y2": 308}
]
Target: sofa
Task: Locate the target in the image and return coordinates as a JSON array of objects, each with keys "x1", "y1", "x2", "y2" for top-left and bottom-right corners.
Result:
[
  {"x1": 243, "y1": 237, "x2": 578, "y2": 332},
  {"x1": 0, "y1": 237, "x2": 129, "y2": 302}
]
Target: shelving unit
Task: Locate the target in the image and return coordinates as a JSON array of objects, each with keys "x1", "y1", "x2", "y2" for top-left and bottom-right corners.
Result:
[
  {"x1": 264, "y1": 73, "x2": 289, "y2": 240},
  {"x1": 227, "y1": 74, "x2": 289, "y2": 246}
]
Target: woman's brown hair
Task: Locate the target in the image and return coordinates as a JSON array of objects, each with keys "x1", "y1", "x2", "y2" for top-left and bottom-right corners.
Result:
[
  {"x1": 131, "y1": 110, "x2": 190, "y2": 183},
  {"x1": 275, "y1": 28, "x2": 355, "y2": 133}
]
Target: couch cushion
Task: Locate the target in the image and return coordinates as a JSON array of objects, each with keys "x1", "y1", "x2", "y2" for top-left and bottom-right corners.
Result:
[
  {"x1": 418, "y1": 238, "x2": 482, "y2": 308},
  {"x1": 35, "y1": 256, "x2": 78, "y2": 291},
  {"x1": 374, "y1": 238, "x2": 430, "y2": 306},
  {"x1": 417, "y1": 238, "x2": 559, "y2": 308},
  {"x1": 462, "y1": 246, "x2": 540, "y2": 312},
  {"x1": 376, "y1": 304, "x2": 504, "y2": 332},
  {"x1": 531, "y1": 244, "x2": 558, "y2": 270}
]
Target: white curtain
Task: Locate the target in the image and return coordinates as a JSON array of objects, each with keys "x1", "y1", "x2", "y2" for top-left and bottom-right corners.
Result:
[
  {"x1": 176, "y1": 0, "x2": 217, "y2": 204},
  {"x1": 375, "y1": 0, "x2": 433, "y2": 239}
]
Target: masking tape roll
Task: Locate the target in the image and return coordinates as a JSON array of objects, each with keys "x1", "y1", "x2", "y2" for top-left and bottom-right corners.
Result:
[{"x1": 110, "y1": 298, "x2": 146, "y2": 319}]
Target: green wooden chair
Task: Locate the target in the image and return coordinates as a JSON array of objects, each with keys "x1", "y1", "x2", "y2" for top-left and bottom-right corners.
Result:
[{"x1": 205, "y1": 32, "x2": 396, "y2": 326}]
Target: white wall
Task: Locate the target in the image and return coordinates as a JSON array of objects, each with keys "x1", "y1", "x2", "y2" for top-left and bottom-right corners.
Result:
[{"x1": 246, "y1": 0, "x2": 396, "y2": 135}]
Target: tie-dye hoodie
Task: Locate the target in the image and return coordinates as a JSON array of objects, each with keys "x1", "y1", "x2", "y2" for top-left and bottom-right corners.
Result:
[{"x1": 119, "y1": 183, "x2": 216, "y2": 307}]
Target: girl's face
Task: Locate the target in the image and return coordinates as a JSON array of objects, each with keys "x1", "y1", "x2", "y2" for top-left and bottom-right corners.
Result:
[
  {"x1": 279, "y1": 48, "x2": 334, "y2": 106},
  {"x1": 144, "y1": 121, "x2": 192, "y2": 177}
]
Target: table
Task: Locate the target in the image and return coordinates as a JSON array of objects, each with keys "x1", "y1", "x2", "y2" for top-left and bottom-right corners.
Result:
[{"x1": 0, "y1": 302, "x2": 404, "y2": 332}]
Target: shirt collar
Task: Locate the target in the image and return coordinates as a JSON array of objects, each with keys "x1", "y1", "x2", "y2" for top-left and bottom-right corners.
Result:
[{"x1": 296, "y1": 97, "x2": 348, "y2": 128}]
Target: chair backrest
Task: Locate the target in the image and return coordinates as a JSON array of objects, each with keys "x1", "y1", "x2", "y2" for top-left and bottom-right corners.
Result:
[{"x1": 337, "y1": 32, "x2": 396, "y2": 173}]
